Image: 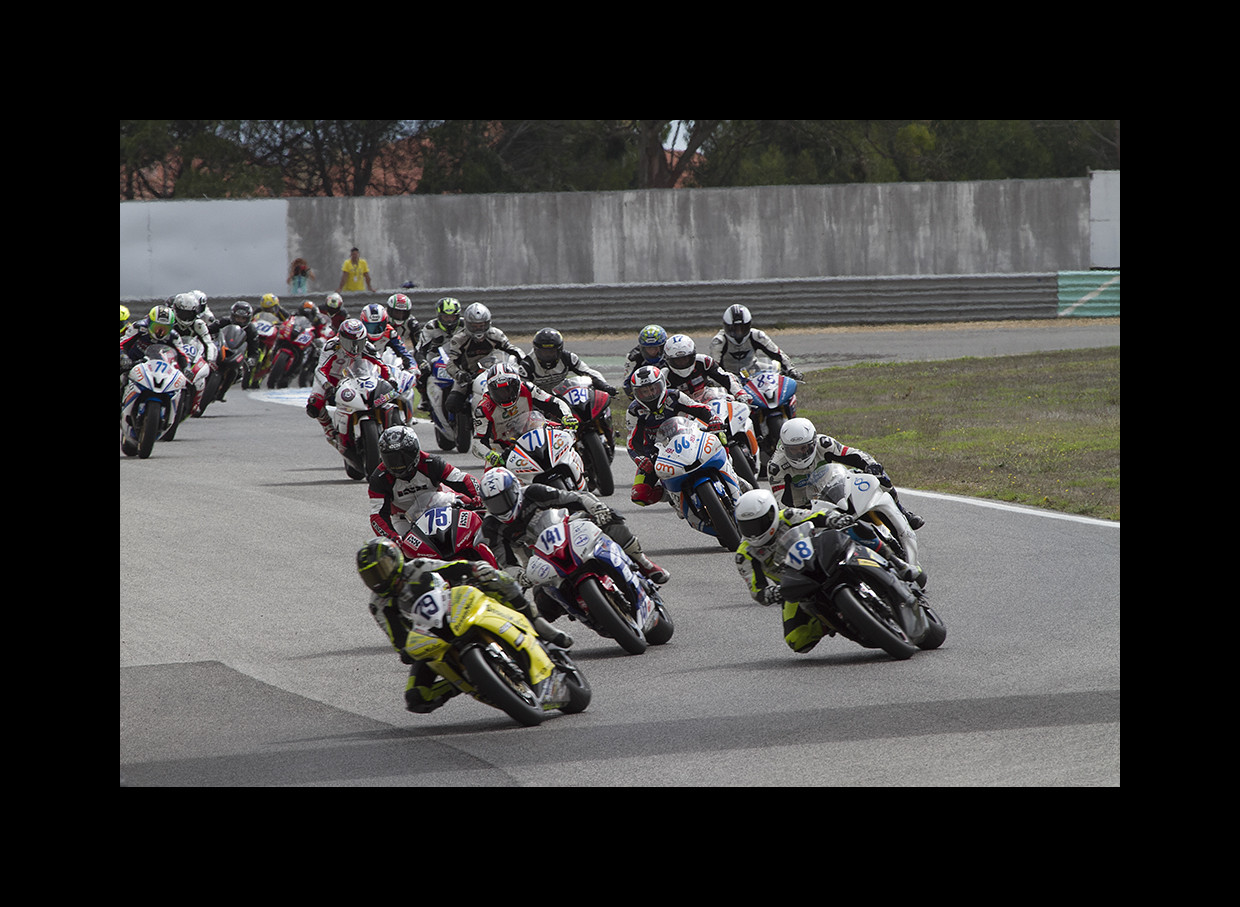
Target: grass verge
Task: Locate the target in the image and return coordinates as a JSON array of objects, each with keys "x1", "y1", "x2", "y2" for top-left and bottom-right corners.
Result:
[{"x1": 792, "y1": 347, "x2": 1120, "y2": 521}]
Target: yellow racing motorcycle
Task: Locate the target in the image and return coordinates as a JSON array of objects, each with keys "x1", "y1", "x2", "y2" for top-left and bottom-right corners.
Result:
[{"x1": 401, "y1": 579, "x2": 591, "y2": 726}]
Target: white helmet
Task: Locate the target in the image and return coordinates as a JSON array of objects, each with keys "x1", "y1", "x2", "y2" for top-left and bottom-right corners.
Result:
[
  {"x1": 735, "y1": 489, "x2": 780, "y2": 545},
  {"x1": 779, "y1": 417, "x2": 819, "y2": 470},
  {"x1": 486, "y1": 363, "x2": 522, "y2": 408},
  {"x1": 665, "y1": 334, "x2": 697, "y2": 377},
  {"x1": 722, "y1": 304, "x2": 752, "y2": 342},
  {"x1": 463, "y1": 302, "x2": 492, "y2": 338}
]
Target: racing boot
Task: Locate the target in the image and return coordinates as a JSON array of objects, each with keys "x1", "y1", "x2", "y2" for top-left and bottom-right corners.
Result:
[
  {"x1": 900, "y1": 503, "x2": 925, "y2": 530},
  {"x1": 533, "y1": 615, "x2": 573, "y2": 649},
  {"x1": 616, "y1": 531, "x2": 670, "y2": 584},
  {"x1": 885, "y1": 551, "x2": 927, "y2": 589}
]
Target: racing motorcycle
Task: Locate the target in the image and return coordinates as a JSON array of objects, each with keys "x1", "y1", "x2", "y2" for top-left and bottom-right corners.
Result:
[
  {"x1": 739, "y1": 356, "x2": 798, "y2": 477},
  {"x1": 425, "y1": 346, "x2": 472, "y2": 453},
  {"x1": 399, "y1": 579, "x2": 591, "y2": 726},
  {"x1": 777, "y1": 522, "x2": 945, "y2": 660},
  {"x1": 211, "y1": 323, "x2": 249, "y2": 402},
  {"x1": 244, "y1": 319, "x2": 279, "y2": 388},
  {"x1": 331, "y1": 357, "x2": 407, "y2": 480},
  {"x1": 267, "y1": 315, "x2": 316, "y2": 389},
  {"x1": 299, "y1": 323, "x2": 334, "y2": 388},
  {"x1": 552, "y1": 374, "x2": 615, "y2": 496},
  {"x1": 691, "y1": 385, "x2": 759, "y2": 489},
  {"x1": 178, "y1": 338, "x2": 216, "y2": 419},
  {"x1": 489, "y1": 412, "x2": 587, "y2": 492},
  {"x1": 120, "y1": 343, "x2": 189, "y2": 459},
  {"x1": 809, "y1": 463, "x2": 921, "y2": 569},
  {"x1": 522, "y1": 507, "x2": 674, "y2": 656},
  {"x1": 399, "y1": 495, "x2": 500, "y2": 568},
  {"x1": 652, "y1": 415, "x2": 745, "y2": 551}
]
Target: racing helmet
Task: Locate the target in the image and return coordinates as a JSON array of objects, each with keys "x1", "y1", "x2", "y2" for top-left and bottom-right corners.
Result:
[
  {"x1": 336, "y1": 318, "x2": 368, "y2": 357},
  {"x1": 463, "y1": 303, "x2": 492, "y2": 338},
  {"x1": 147, "y1": 305, "x2": 175, "y2": 340},
  {"x1": 531, "y1": 328, "x2": 564, "y2": 367},
  {"x1": 120, "y1": 305, "x2": 130, "y2": 334},
  {"x1": 631, "y1": 365, "x2": 668, "y2": 412},
  {"x1": 357, "y1": 537, "x2": 406, "y2": 595},
  {"x1": 360, "y1": 303, "x2": 389, "y2": 338},
  {"x1": 379, "y1": 425, "x2": 422, "y2": 479},
  {"x1": 664, "y1": 334, "x2": 698, "y2": 377},
  {"x1": 171, "y1": 293, "x2": 199, "y2": 330},
  {"x1": 637, "y1": 325, "x2": 667, "y2": 362},
  {"x1": 723, "y1": 304, "x2": 752, "y2": 343},
  {"x1": 230, "y1": 301, "x2": 253, "y2": 325},
  {"x1": 436, "y1": 297, "x2": 462, "y2": 329},
  {"x1": 486, "y1": 363, "x2": 522, "y2": 407},
  {"x1": 480, "y1": 467, "x2": 524, "y2": 524},
  {"x1": 735, "y1": 489, "x2": 780, "y2": 546},
  {"x1": 300, "y1": 300, "x2": 320, "y2": 321},
  {"x1": 260, "y1": 293, "x2": 280, "y2": 311},
  {"x1": 323, "y1": 292, "x2": 344, "y2": 315},
  {"x1": 386, "y1": 293, "x2": 413, "y2": 324},
  {"x1": 779, "y1": 417, "x2": 819, "y2": 470}
]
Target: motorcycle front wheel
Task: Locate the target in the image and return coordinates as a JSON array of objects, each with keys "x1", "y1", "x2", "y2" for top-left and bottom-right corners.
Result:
[
  {"x1": 360, "y1": 419, "x2": 381, "y2": 478},
  {"x1": 578, "y1": 576, "x2": 647, "y2": 655},
  {"x1": 137, "y1": 405, "x2": 161, "y2": 459},
  {"x1": 581, "y1": 431, "x2": 614, "y2": 496},
  {"x1": 832, "y1": 585, "x2": 917, "y2": 660},
  {"x1": 460, "y1": 641, "x2": 546, "y2": 727},
  {"x1": 698, "y1": 481, "x2": 742, "y2": 551}
]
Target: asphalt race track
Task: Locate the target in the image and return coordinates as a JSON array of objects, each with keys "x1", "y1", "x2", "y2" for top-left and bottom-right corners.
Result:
[{"x1": 120, "y1": 319, "x2": 1120, "y2": 786}]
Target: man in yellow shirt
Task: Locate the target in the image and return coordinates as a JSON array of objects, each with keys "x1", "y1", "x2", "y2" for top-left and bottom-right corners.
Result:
[{"x1": 338, "y1": 247, "x2": 375, "y2": 293}]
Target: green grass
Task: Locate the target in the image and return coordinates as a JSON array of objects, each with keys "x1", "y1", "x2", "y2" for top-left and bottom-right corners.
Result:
[
  {"x1": 612, "y1": 346, "x2": 1120, "y2": 521},
  {"x1": 792, "y1": 347, "x2": 1120, "y2": 521}
]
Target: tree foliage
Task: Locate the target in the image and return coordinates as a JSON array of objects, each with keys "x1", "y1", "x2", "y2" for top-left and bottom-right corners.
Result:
[{"x1": 120, "y1": 119, "x2": 1119, "y2": 200}]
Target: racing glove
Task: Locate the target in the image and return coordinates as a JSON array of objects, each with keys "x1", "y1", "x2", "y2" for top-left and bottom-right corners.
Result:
[{"x1": 762, "y1": 585, "x2": 784, "y2": 606}]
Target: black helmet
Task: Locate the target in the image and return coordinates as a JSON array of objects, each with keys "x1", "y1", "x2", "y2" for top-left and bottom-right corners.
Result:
[
  {"x1": 357, "y1": 538, "x2": 405, "y2": 594},
  {"x1": 379, "y1": 425, "x2": 421, "y2": 479},
  {"x1": 531, "y1": 328, "x2": 564, "y2": 367},
  {"x1": 230, "y1": 300, "x2": 252, "y2": 325}
]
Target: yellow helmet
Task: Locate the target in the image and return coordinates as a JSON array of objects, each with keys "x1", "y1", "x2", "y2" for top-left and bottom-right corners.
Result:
[
  {"x1": 120, "y1": 305, "x2": 130, "y2": 334},
  {"x1": 261, "y1": 293, "x2": 279, "y2": 310}
]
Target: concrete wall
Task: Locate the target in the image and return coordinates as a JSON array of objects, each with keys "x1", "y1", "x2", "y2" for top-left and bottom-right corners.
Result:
[{"x1": 121, "y1": 176, "x2": 1107, "y2": 302}]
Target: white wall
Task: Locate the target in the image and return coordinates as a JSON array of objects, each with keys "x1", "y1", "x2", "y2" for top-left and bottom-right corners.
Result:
[
  {"x1": 1089, "y1": 170, "x2": 1120, "y2": 269},
  {"x1": 119, "y1": 198, "x2": 289, "y2": 298}
]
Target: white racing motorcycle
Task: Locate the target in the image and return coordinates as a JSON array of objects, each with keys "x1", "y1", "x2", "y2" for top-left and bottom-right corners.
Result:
[
  {"x1": 808, "y1": 462, "x2": 921, "y2": 569},
  {"x1": 651, "y1": 415, "x2": 745, "y2": 551},
  {"x1": 330, "y1": 357, "x2": 408, "y2": 479},
  {"x1": 477, "y1": 411, "x2": 586, "y2": 491},
  {"x1": 120, "y1": 343, "x2": 189, "y2": 459}
]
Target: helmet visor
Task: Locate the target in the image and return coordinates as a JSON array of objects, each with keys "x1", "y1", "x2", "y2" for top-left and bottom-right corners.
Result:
[
  {"x1": 634, "y1": 379, "x2": 665, "y2": 408},
  {"x1": 668, "y1": 352, "x2": 695, "y2": 372},
  {"x1": 483, "y1": 482, "x2": 521, "y2": 521},
  {"x1": 726, "y1": 323, "x2": 750, "y2": 342},
  {"x1": 150, "y1": 321, "x2": 170, "y2": 339},
  {"x1": 338, "y1": 334, "x2": 366, "y2": 356},
  {"x1": 359, "y1": 548, "x2": 403, "y2": 593},
  {"x1": 491, "y1": 377, "x2": 520, "y2": 405},
  {"x1": 784, "y1": 441, "x2": 815, "y2": 466},
  {"x1": 737, "y1": 507, "x2": 776, "y2": 540}
]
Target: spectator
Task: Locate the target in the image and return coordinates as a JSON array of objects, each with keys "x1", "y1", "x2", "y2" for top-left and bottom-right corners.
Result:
[
  {"x1": 287, "y1": 257, "x2": 316, "y2": 295},
  {"x1": 338, "y1": 247, "x2": 375, "y2": 293}
]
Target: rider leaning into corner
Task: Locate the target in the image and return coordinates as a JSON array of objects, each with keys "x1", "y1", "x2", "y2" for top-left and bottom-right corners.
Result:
[
  {"x1": 732, "y1": 488, "x2": 925, "y2": 653},
  {"x1": 357, "y1": 538, "x2": 565, "y2": 713}
]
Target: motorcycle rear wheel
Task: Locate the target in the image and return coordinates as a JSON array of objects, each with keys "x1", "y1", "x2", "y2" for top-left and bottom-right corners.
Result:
[
  {"x1": 579, "y1": 576, "x2": 647, "y2": 655},
  {"x1": 833, "y1": 586, "x2": 917, "y2": 660},
  {"x1": 460, "y1": 641, "x2": 546, "y2": 727}
]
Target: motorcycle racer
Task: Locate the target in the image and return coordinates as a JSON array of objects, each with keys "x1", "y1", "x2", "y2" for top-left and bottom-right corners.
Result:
[
  {"x1": 470, "y1": 362, "x2": 577, "y2": 466},
  {"x1": 359, "y1": 302, "x2": 415, "y2": 369},
  {"x1": 323, "y1": 292, "x2": 349, "y2": 330},
  {"x1": 709, "y1": 304, "x2": 802, "y2": 379},
  {"x1": 171, "y1": 292, "x2": 219, "y2": 365},
  {"x1": 205, "y1": 301, "x2": 264, "y2": 402},
  {"x1": 356, "y1": 538, "x2": 570, "y2": 713},
  {"x1": 368, "y1": 425, "x2": 484, "y2": 542},
  {"x1": 304, "y1": 318, "x2": 395, "y2": 453},
  {"x1": 412, "y1": 297, "x2": 463, "y2": 410},
  {"x1": 120, "y1": 305, "x2": 186, "y2": 372},
  {"x1": 518, "y1": 327, "x2": 617, "y2": 396},
  {"x1": 733, "y1": 488, "x2": 924, "y2": 653},
  {"x1": 257, "y1": 292, "x2": 290, "y2": 323},
  {"x1": 385, "y1": 293, "x2": 420, "y2": 350},
  {"x1": 624, "y1": 365, "x2": 726, "y2": 510},
  {"x1": 478, "y1": 467, "x2": 669, "y2": 592},
  {"x1": 769, "y1": 417, "x2": 924, "y2": 530}
]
